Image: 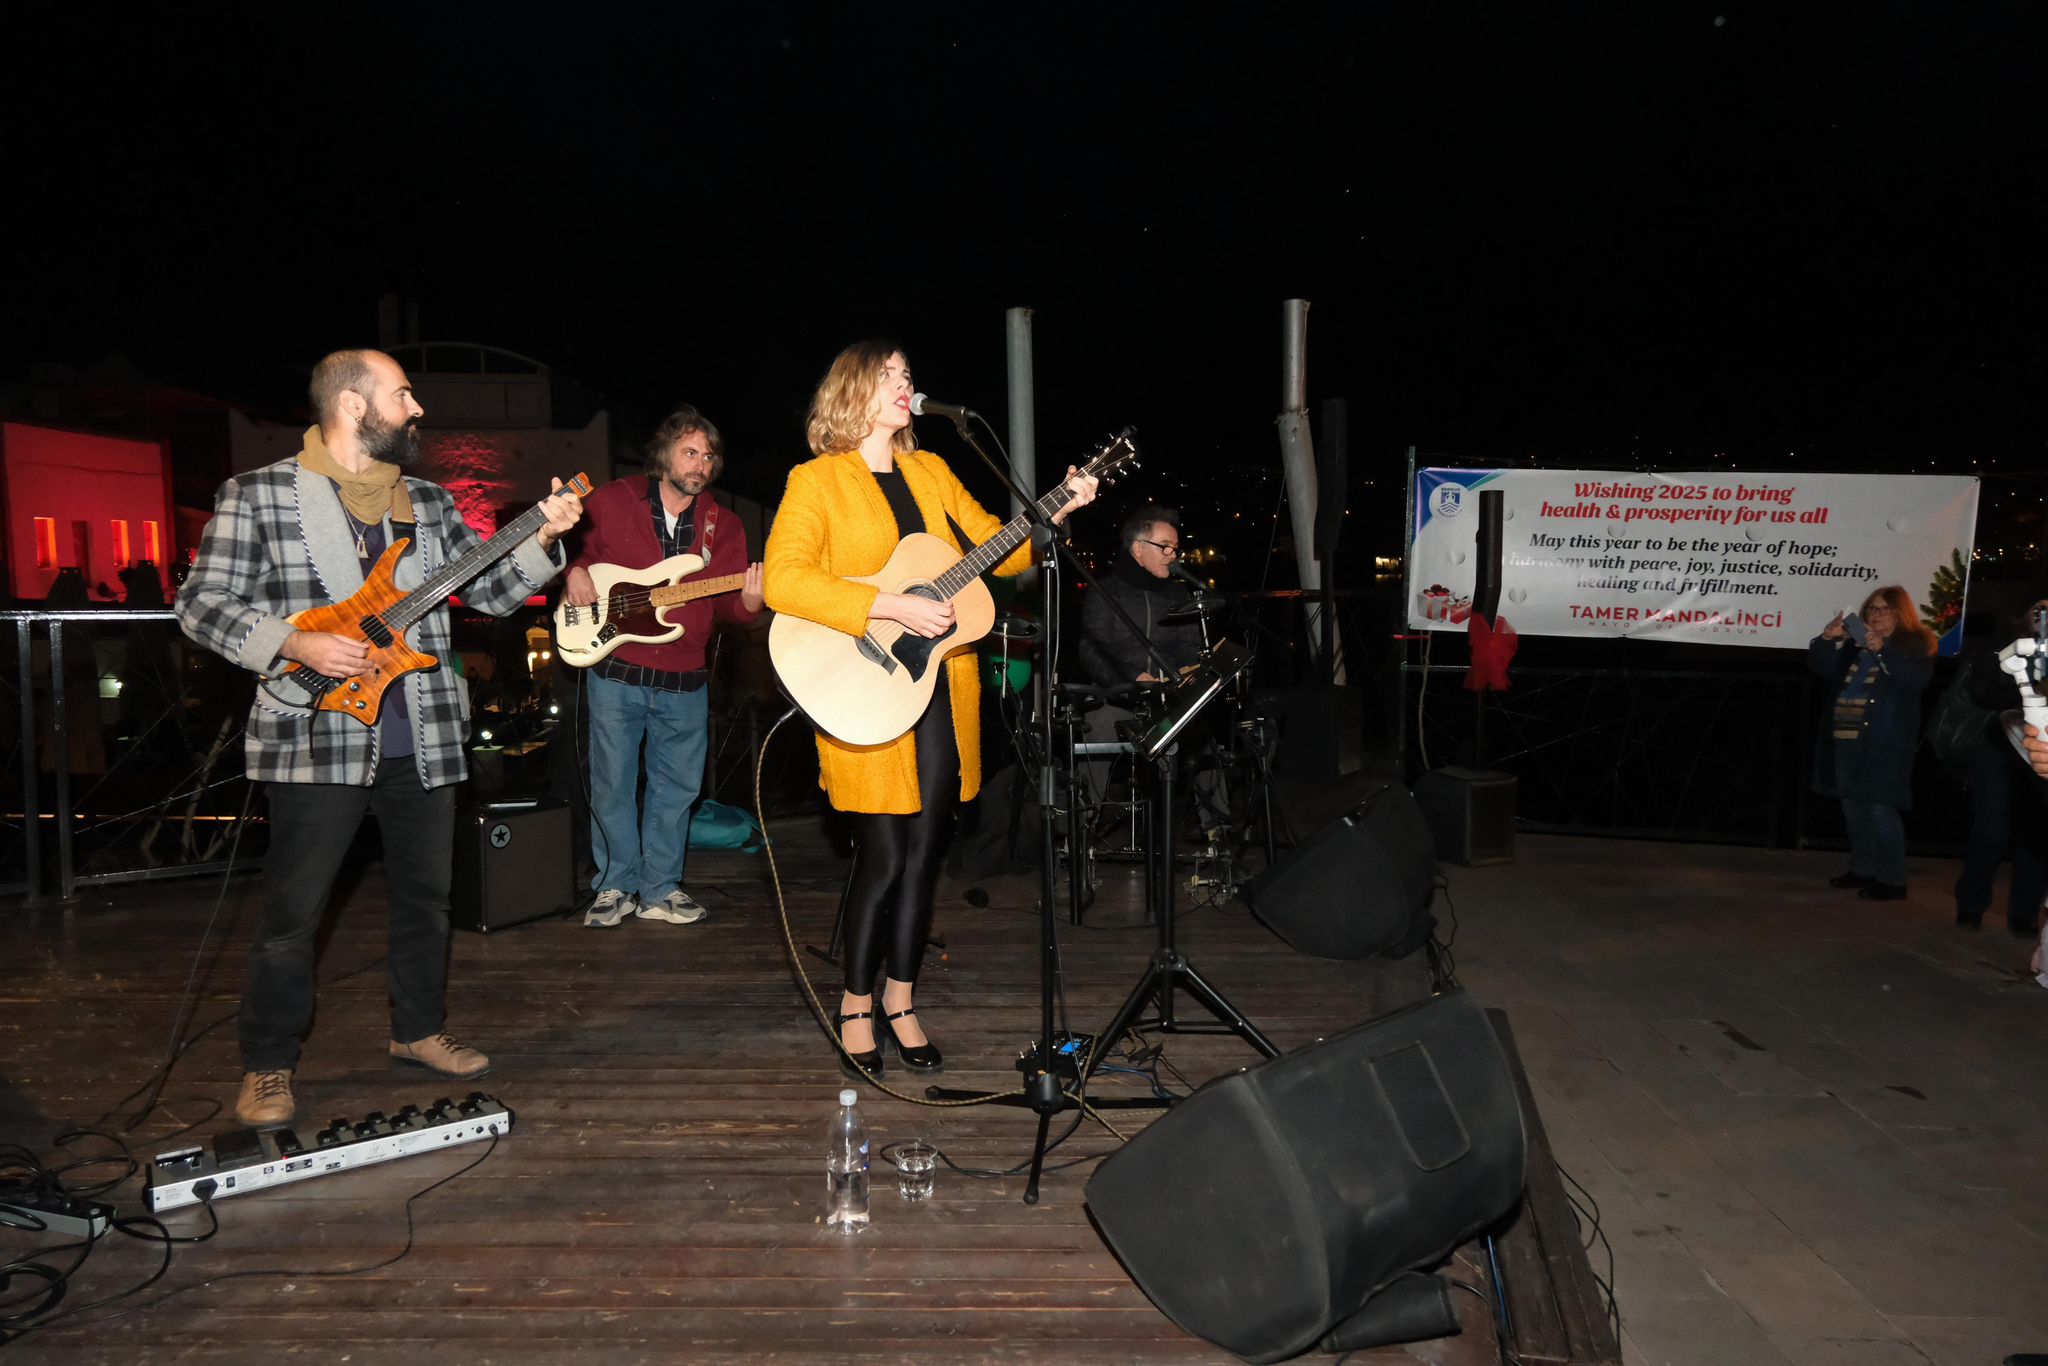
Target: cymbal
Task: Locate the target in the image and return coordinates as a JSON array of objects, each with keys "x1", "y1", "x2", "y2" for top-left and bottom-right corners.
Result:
[
  {"x1": 1159, "y1": 597, "x2": 1230, "y2": 625},
  {"x1": 991, "y1": 615, "x2": 1043, "y2": 642}
]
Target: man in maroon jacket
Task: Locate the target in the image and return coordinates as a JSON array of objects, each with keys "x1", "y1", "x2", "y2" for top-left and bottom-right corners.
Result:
[{"x1": 564, "y1": 406, "x2": 764, "y2": 927}]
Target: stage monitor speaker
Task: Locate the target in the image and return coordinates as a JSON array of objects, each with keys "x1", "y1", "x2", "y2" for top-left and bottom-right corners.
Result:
[
  {"x1": 451, "y1": 800, "x2": 574, "y2": 933},
  {"x1": 1085, "y1": 989, "x2": 1528, "y2": 1363},
  {"x1": 1412, "y1": 767, "x2": 1515, "y2": 867},
  {"x1": 1239, "y1": 779, "x2": 1437, "y2": 960}
]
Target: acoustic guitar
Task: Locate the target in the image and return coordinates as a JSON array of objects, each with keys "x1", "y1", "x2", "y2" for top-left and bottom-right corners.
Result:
[
  {"x1": 270, "y1": 473, "x2": 594, "y2": 724},
  {"x1": 553, "y1": 554, "x2": 747, "y2": 666},
  {"x1": 770, "y1": 433, "x2": 1138, "y2": 745}
]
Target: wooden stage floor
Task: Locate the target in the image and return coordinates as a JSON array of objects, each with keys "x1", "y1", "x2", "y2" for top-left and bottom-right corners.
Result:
[{"x1": 1, "y1": 803, "x2": 1604, "y2": 1363}]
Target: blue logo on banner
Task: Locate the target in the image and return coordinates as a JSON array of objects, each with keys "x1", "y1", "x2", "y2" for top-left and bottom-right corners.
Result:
[{"x1": 1433, "y1": 485, "x2": 1464, "y2": 518}]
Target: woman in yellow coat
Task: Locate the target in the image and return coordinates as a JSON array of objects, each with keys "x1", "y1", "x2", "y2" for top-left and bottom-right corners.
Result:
[{"x1": 764, "y1": 340, "x2": 1097, "y2": 1078}]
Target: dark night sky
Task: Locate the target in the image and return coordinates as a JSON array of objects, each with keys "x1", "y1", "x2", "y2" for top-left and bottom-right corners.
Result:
[{"x1": 6, "y1": 2, "x2": 2044, "y2": 558}]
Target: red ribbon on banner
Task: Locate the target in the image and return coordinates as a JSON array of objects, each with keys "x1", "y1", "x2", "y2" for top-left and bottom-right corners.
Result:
[{"x1": 1465, "y1": 614, "x2": 1518, "y2": 691}]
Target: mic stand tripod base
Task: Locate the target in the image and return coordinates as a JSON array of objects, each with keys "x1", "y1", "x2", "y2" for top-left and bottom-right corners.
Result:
[
  {"x1": 910, "y1": 471, "x2": 1087, "y2": 1206},
  {"x1": 1079, "y1": 741, "x2": 1280, "y2": 1107}
]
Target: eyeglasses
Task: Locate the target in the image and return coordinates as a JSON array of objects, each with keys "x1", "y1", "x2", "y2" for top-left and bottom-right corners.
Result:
[{"x1": 1138, "y1": 539, "x2": 1180, "y2": 557}]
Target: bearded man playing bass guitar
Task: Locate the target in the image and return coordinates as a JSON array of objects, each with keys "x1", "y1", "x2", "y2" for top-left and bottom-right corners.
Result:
[
  {"x1": 177, "y1": 348, "x2": 583, "y2": 1127},
  {"x1": 560, "y1": 405, "x2": 765, "y2": 929}
]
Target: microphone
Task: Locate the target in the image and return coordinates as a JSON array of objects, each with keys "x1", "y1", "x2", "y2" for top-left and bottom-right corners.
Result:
[
  {"x1": 910, "y1": 392, "x2": 977, "y2": 422},
  {"x1": 1169, "y1": 562, "x2": 1210, "y2": 593}
]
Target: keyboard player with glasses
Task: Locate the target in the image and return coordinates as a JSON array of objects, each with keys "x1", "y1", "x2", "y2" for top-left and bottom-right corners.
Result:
[{"x1": 1074, "y1": 505, "x2": 1219, "y2": 828}]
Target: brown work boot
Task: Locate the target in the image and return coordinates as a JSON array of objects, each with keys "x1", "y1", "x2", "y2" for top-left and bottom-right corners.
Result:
[
  {"x1": 390, "y1": 1032, "x2": 491, "y2": 1079},
  {"x1": 235, "y1": 1069, "x2": 295, "y2": 1127}
]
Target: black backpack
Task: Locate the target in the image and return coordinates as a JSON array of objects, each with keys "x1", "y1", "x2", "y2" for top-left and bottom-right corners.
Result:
[{"x1": 1925, "y1": 652, "x2": 2000, "y2": 784}]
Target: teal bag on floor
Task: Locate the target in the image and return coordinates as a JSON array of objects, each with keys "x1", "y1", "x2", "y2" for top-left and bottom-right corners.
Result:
[{"x1": 690, "y1": 799, "x2": 762, "y2": 852}]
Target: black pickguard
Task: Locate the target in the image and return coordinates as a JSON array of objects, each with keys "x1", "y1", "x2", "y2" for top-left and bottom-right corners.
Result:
[{"x1": 885, "y1": 582, "x2": 957, "y2": 681}]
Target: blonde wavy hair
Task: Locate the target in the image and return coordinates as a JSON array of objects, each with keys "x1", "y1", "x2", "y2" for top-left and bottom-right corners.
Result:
[{"x1": 805, "y1": 339, "x2": 918, "y2": 457}]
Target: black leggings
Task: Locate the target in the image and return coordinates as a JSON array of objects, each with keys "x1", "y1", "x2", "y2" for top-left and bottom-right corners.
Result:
[{"x1": 843, "y1": 672, "x2": 959, "y2": 994}]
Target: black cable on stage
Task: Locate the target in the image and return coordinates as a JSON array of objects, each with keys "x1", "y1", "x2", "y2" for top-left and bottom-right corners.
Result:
[
  {"x1": 755, "y1": 697, "x2": 1135, "y2": 1170},
  {"x1": 2, "y1": 1134, "x2": 497, "y2": 1342},
  {"x1": 1554, "y1": 1159, "x2": 1621, "y2": 1347},
  {"x1": 98, "y1": 948, "x2": 386, "y2": 1143},
  {"x1": 1424, "y1": 873, "x2": 1462, "y2": 993},
  {"x1": 105, "y1": 781, "x2": 258, "y2": 1135}
]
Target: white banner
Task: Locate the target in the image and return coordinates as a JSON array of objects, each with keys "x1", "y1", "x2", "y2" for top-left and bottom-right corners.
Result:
[{"x1": 1407, "y1": 469, "x2": 1979, "y2": 653}]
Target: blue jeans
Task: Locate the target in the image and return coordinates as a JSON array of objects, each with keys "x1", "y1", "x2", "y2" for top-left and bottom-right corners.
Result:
[
  {"x1": 585, "y1": 673, "x2": 710, "y2": 904},
  {"x1": 1841, "y1": 798, "x2": 1907, "y2": 886}
]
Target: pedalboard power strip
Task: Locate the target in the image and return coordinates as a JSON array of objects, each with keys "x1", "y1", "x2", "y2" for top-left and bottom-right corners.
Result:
[
  {"x1": 0, "y1": 1190, "x2": 113, "y2": 1239},
  {"x1": 145, "y1": 1093, "x2": 513, "y2": 1213}
]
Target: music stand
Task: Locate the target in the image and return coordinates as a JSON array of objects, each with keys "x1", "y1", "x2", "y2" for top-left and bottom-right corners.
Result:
[
  {"x1": 1138, "y1": 640, "x2": 1247, "y2": 759},
  {"x1": 1083, "y1": 641, "x2": 1279, "y2": 1098}
]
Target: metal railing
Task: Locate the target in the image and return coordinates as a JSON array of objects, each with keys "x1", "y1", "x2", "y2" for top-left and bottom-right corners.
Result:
[
  {"x1": 1396, "y1": 653, "x2": 1974, "y2": 851},
  {"x1": 4, "y1": 609, "x2": 261, "y2": 902},
  {"x1": 1399, "y1": 660, "x2": 1805, "y2": 843}
]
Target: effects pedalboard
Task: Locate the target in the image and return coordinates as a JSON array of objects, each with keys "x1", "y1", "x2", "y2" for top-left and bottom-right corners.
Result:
[
  {"x1": 145, "y1": 1093, "x2": 513, "y2": 1213},
  {"x1": 1017, "y1": 1031, "x2": 1097, "y2": 1082}
]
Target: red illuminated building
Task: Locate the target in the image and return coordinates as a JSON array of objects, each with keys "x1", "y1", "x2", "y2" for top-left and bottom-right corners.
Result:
[{"x1": 1, "y1": 421, "x2": 176, "y2": 603}]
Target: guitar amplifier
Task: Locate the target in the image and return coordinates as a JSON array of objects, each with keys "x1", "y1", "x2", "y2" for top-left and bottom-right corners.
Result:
[{"x1": 451, "y1": 799, "x2": 575, "y2": 933}]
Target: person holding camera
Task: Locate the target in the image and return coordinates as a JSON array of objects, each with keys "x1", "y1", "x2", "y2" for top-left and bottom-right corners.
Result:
[{"x1": 1809, "y1": 586, "x2": 1938, "y2": 901}]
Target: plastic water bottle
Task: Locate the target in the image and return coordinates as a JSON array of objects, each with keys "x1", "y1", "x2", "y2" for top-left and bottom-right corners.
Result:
[{"x1": 825, "y1": 1088, "x2": 870, "y2": 1233}]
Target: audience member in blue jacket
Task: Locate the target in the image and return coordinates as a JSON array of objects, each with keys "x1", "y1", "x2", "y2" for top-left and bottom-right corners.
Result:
[{"x1": 1809, "y1": 586, "x2": 1938, "y2": 900}]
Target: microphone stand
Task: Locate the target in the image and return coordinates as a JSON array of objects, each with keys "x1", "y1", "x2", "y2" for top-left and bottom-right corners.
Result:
[{"x1": 920, "y1": 412, "x2": 1169, "y2": 1205}]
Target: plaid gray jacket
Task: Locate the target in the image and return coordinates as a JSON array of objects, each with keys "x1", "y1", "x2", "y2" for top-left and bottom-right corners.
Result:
[{"x1": 176, "y1": 455, "x2": 564, "y2": 788}]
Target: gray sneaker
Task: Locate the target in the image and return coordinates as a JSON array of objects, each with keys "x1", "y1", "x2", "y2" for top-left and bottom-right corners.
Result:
[
  {"x1": 585, "y1": 888, "x2": 638, "y2": 927},
  {"x1": 638, "y1": 889, "x2": 708, "y2": 924}
]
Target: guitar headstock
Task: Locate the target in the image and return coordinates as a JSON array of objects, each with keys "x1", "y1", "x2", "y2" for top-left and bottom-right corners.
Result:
[
  {"x1": 1081, "y1": 428, "x2": 1141, "y2": 485},
  {"x1": 558, "y1": 472, "x2": 595, "y2": 498}
]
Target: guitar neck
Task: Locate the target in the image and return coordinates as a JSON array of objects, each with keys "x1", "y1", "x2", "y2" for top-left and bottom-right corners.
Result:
[
  {"x1": 931, "y1": 483, "x2": 1072, "y2": 600},
  {"x1": 648, "y1": 572, "x2": 748, "y2": 608},
  {"x1": 387, "y1": 500, "x2": 553, "y2": 631}
]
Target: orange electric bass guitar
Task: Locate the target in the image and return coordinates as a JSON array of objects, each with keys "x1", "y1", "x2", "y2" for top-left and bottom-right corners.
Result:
[{"x1": 269, "y1": 474, "x2": 593, "y2": 724}]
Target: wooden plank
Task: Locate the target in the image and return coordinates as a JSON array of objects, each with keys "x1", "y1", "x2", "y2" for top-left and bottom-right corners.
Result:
[
  {"x1": 1487, "y1": 1008, "x2": 1624, "y2": 1366},
  {"x1": 0, "y1": 810, "x2": 1610, "y2": 1363}
]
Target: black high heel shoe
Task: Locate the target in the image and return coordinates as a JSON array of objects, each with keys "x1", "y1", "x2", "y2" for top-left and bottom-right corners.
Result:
[
  {"x1": 836, "y1": 1009, "x2": 885, "y2": 1081},
  {"x1": 882, "y1": 1006, "x2": 944, "y2": 1072}
]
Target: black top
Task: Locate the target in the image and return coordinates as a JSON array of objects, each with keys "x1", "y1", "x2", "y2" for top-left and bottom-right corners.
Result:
[
  {"x1": 349, "y1": 513, "x2": 416, "y2": 760},
  {"x1": 870, "y1": 465, "x2": 927, "y2": 539}
]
